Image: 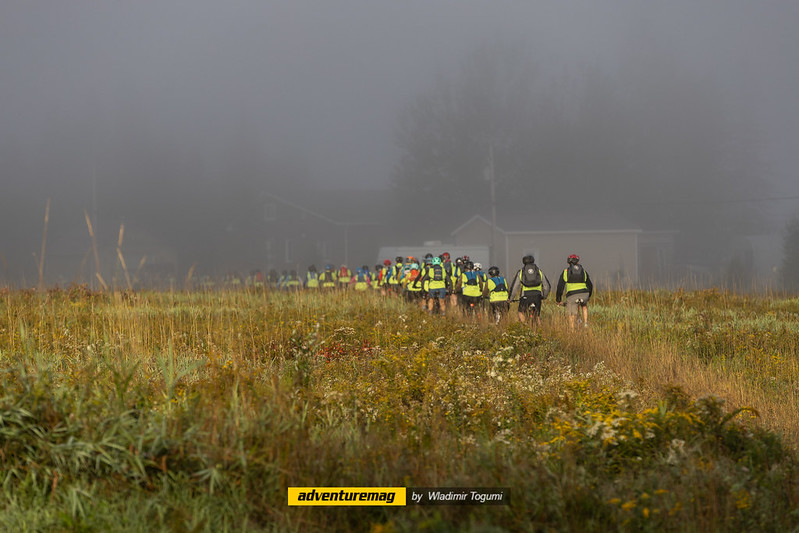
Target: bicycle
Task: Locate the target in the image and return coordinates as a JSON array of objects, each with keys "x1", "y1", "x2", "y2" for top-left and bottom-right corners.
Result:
[
  {"x1": 487, "y1": 299, "x2": 510, "y2": 325},
  {"x1": 511, "y1": 298, "x2": 539, "y2": 327}
]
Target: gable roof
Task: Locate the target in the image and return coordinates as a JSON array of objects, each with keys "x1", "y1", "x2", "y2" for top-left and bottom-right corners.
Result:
[{"x1": 452, "y1": 210, "x2": 642, "y2": 236}]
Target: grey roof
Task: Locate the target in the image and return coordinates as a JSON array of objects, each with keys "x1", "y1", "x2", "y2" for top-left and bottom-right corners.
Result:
[{"x1": 453, "y1": 210, "x2": 642, "y2": 235}]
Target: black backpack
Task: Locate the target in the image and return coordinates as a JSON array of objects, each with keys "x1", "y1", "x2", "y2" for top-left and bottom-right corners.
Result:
[
  {"x1": 521, "y1": 264, "x2": 542, "y2": 287},
  {"x1": 432, "y1": 265, "x2": 444, "y2": 281},
  {"x1": 567, "y1": 264, "x2": 585, "y2": 283}
]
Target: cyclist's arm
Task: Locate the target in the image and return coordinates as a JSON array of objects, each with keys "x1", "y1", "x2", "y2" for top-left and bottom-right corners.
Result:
[{"x1": 555, "y1": 272, "x2": 566, "y2": 302}]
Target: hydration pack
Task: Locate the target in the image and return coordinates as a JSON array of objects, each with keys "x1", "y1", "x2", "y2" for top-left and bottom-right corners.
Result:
[
  {"x1": 432, "y1": 265, "x2": 444, "y2": 281},
  {"x1": 491, "y1": 276, "x2": 507, "y2": 292},
  {"x1": 567, "y1": 264, "x2": 585, "y2": 283},
  {"x1": 521, "y1": 265, "x2": 542, "y2": 287},
  {"x1": 465, "y1": 271, "x2": 479, "y2": 286}
]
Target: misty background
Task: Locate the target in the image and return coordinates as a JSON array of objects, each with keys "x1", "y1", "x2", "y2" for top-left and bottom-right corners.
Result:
[{"x1": 1, "y1": 1, "x2": 798, "y2": 287}]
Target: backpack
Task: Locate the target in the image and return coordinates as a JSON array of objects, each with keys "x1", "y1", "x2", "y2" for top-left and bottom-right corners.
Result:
[
  {"x1": 491, "y1": 276, "x2": 507, "y2": 292},
  {"x1": 567, "y1": 264, "x2": 585, "y2": 283},
  {"x1": 465, "y1": 272, "x2": 479, "y2": 286},
  {"x1": 357, "y1": 270, "x2": 366, "y2": 282},
  {"x1": 432, "y1": 265, "x2": 444, "y2": 281},
  {"x1": 339, "y1": 267, "x2": 349, "y2": 278},
  {"x1": 521, "y1": 264, "x2": 542, "y2": 287}
]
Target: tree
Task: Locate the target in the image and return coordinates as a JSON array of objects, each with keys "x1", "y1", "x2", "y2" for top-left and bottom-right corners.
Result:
[
  {"x1": 392, "y1": 41, "x2": 767, "y2": 267},
  {"x1": 392, "y1": 43, "x2": 541, "y2": 223}
]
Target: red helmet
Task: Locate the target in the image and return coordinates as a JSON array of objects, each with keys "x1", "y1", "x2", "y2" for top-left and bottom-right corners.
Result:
[
  {"x1": 442, "y1": 252, "x2": 451, "y2": 261},
  {"x1": 383, "y1": 259, "x2": 391, "y2": 266},
  {"x1": 568, "y1": 254, "x2": 580, "y2": 264},
  {"x1": 462, "y1": 255, "x2": 470, "y2": 262}
]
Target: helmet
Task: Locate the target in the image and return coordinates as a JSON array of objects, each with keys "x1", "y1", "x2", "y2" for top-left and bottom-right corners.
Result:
[
  {"x1": 325, "y1": 264, "x2": 333, "y2": 270},
  {"x1": 455, "y1": 257, "x2": 464, "y2": 265},
  {"x1": 411, "y1": 262, "x2": 420, "y2": 270},
  {"x1": 462, "y1": 255, "x2": 470, "y2": 262},
  {"x1": 568, "y1": 254, "x2": 580, "y2": 265},
  {"x1": 442, "y1": 252, "x2": 451, "y2": 260},
  {"x1": 522, "y1": 255, "x2": 535, "y2": 264},
  {"x1": 383, "y1": 259, "x2": 391, "y2": 266},
  {"x1": 424, "y1": 256, "x2": 433, "y2": 265},
  {"x1": 424, "y1": 253, "x2": 433, "y2": 259},
  {"x1": 474, "y1": 262, "x2": 483, "y2": 271},
  {"x1": 362, "y1": 265, "x2": 369, "y2": 271},
  {"x1": 406, "y1": 256, "x2": 416, "y2": 264},
  {"x1": 431, "y1": 256, "x2": 442, "y2": 266},
  {"x1": 395, "y1": 256, "x2": 403, "y2": 263},
  {"x1": 308, "y1": 264, "x2": 317, "y2": 272},
  {"x1": 375, "y1": 264, "x2": 382, "y2": 271},
  {"x1": 488, "y1": 266, "x2": 500, "y2": 277},
  {"x1": 464, "y1": 260, "x2": 474, "y2": 271}
]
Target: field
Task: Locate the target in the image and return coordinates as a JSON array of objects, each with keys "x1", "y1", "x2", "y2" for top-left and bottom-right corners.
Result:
[{"x1": 1, "y1": 287, "x2": 798, "y2": 531}]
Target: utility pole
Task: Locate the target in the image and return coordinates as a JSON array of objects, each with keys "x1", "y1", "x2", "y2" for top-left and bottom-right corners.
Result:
[{"x1": 488, "y1": 144, "x2": 497, "y2": 267}]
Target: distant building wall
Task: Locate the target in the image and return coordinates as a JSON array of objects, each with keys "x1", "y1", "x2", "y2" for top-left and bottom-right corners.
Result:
[{"x1": 504, "y1": 231, "x2": 639, "y2": 288}]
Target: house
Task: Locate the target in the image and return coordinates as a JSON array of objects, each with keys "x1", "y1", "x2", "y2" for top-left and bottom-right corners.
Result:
[{"x1": 451, "y1": 212, "x2": 676, "y2": 288}]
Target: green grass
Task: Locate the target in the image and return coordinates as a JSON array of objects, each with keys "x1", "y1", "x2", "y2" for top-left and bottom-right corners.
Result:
[{"x1": 0, "y1": 287, "x2": 798, "y2": 531}]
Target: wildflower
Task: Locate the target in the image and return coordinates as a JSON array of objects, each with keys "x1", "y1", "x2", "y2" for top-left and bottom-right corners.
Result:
[
  {"x1": 734, "y1": 490, "x2": 751, "y2": 510},
  {"x1": 621, "y1": 500, "x2": 636, "y2": 511}
]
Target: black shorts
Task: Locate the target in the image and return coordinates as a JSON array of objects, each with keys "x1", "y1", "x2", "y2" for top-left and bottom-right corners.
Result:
[
  {"x1": 490, "y1": 301, "x2": 510, "y2": 313},
  {"x1": 518, "y1": 292, "x2": 542, "y2": 316},
  {"x1": 462, "y1": 295, "x2": 482, "y2": 309}
]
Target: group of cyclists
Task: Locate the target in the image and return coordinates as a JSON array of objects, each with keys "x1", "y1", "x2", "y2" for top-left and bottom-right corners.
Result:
[{"x1": 280, "y1": 252, "x2": 593, "y2": 328}]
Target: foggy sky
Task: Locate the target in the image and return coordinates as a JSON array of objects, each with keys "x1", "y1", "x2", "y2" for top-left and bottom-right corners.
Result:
[{"x1": 2, "y1": 1, "x2": 799, "y2": 280}]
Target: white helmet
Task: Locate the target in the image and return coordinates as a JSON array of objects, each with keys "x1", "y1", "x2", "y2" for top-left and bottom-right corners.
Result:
[{"x1": 474, "y1": 262, "x2": 483, "y2": 271}]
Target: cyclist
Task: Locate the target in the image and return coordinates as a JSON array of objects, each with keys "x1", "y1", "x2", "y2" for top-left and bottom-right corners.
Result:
[
  {"x1": 305, "y1": 265, "x2": 320, "y2": 289},
  {"x1": 319, "y1": 264, "x2": 337, "y2": 290},
  {"x1": 351, "y1": 266, "x2": 371, "y2": 291},
  {"x1": 509, "y1": 255, "x2": 551, "y2": 326},
  {"x1": 386, "y1": 256, "x2": 404, "y2": 295},
  {"x1": 379, "y1": 259, "x2": 392, "y2": 292},
  {"x1": 404, "y1": 261, "x2": 424, "y2": 305},
  {"x1": 372, "y1": 264, "x2": 385, "y2": 290},
  {"x1": 456, "y1": 260, "x2": 484, "y2": 318},
  {"x1": 337, "y1": 264, "x2": 352, "y2": 290},
  {"x1": 283, "y1": 270, "x2": 302, "y2": 291},
  {"x1": 415, "y1": 256, "x2": 451, "y2": 314},
  {"x1": 556, "y1": 254, "x2": 593, "y2": 328},
  {"x1": 483, "y1": 266, "x2": 510, "y2": 324}
]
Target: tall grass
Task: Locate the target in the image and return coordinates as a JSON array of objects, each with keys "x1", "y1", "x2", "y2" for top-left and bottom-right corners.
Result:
[{"x1": 0, "y1": 286, "x2": 797, "y2": 531}]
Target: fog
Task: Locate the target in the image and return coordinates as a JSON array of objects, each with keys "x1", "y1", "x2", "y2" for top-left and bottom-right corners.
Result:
[{"x1": 1, "y1": 1, "x2": 798, "y2": 287}]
